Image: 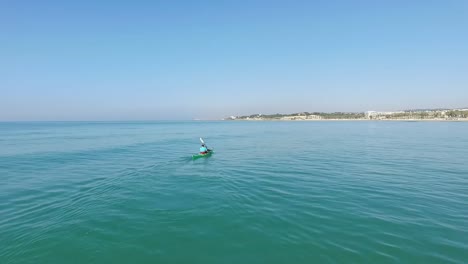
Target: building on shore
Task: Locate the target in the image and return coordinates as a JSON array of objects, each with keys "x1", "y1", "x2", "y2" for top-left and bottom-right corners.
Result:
[
  {"x1": 279, "y1": 115, "x2": 323, "y2": 120},
  {"x1": 306, "y1": 115, "x2": 322, "y2": 120},
  {"x1": 365, "y1": 111, "x2": 405, "y2": 119}
]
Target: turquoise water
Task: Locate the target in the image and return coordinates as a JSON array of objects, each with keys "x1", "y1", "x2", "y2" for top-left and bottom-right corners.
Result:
[{"x1": 1, "y1": 121, "x2": 468, "y2": 263}]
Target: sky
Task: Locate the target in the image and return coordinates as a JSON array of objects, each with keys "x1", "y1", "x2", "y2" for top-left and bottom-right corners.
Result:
[{"x1": 1, "y1": 0, "x2": 467, "y2": 120}]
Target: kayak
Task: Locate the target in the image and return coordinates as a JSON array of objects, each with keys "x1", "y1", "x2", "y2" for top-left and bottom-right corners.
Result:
[{"x1": 192, "y1": 150, "x2": 213, "y2": 160}]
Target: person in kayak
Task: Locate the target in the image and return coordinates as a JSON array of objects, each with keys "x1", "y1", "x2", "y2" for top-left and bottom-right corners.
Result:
[{"x1": 200, "y1": 144, "x2": 209, "y2": 154}]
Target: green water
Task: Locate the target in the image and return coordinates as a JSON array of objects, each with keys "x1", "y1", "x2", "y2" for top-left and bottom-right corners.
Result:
[{"x1": 1, "y1": 121, "x2": 467, "y2": 263}]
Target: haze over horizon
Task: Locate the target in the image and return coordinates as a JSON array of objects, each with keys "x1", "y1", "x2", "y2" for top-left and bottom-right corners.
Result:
[{"x1": 2, "y1": 1, "x2": 468, "y2": 121}]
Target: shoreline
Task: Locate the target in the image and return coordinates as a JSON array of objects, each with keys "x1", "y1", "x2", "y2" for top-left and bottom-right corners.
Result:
[{"x1": 227, "y1": 118, "x2": 468, "y2": 122}]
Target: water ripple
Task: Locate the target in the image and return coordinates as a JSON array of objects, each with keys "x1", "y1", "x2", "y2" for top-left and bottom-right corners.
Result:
[{"x1": 1, "y1": 121, "x2": 468, "y2": 263}]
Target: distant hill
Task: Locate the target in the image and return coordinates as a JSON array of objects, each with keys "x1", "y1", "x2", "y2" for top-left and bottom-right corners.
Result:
[{"x1": 225, "y1": 108, "x2": 468, "y2": 121}]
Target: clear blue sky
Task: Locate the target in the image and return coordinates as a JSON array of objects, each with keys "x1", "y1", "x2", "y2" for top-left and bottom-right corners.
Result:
[{"x1": 1, "y1": 0, "x2": 467, "y2": 120}]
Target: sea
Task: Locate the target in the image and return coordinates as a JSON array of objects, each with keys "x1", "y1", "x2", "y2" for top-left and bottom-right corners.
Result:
[{"x1": 1, "y1": 121, "x2": 467, "y2": 263}]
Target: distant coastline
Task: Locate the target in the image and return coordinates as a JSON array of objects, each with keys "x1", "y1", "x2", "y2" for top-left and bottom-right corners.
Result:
[{"x1": 224, "y1": 108, "x2": 468, "y2": 121}]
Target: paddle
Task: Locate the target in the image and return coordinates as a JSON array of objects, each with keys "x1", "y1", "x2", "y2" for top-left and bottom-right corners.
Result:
[{"x1": 200, "y1": 137, "x2": 211, "y2": 152}]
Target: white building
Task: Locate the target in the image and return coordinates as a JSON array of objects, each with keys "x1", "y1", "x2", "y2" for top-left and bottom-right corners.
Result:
[{"x1": 365, "y1": 111, "x2": 405, "y2": 119}]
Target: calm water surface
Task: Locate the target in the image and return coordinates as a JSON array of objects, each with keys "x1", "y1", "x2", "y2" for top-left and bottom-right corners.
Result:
[{"x1": 1, "y1": 121, "x2": 467, "y2": 263}]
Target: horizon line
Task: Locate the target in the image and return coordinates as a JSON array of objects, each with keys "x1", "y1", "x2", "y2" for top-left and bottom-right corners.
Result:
[{"x1": 2, "y1": 106, "x2": 467, "y2": 122}]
